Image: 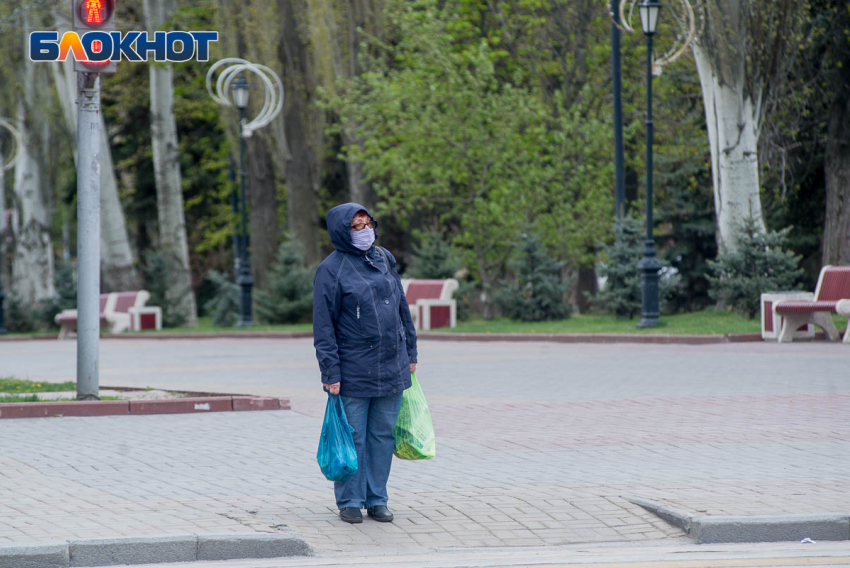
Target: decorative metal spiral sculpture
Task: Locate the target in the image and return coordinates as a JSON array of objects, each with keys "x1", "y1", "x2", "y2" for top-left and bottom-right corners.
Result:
[
  {"x1": 0, "y1": 117, "x2": 22, "y2": 171},
  {"x1": 205, "y1": 58, "x2": 284, "y2": 138},
  {"x1": 613, "y1": 0, "x2": 704, "y2": 73}
]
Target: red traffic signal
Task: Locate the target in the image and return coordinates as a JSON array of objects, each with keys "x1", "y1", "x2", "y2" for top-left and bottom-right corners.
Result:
[
  {"x1": 72, "y1": 0, "x2": 117, "y2": 73},
  {"x1": 76, "y1": 0, "x2": 115, "y2": 29}
]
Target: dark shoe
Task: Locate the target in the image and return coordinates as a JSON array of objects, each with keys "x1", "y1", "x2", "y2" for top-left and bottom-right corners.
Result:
[
  {"x1": 366, "y1": 505, "x2": 394, "y2": 522},
  {"x1": 339, "y1": 507, "x2": 363, "y2": 523}
]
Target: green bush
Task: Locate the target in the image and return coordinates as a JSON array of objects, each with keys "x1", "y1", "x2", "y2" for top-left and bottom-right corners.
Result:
[
  {"x1": 3, "y1": 292, "x2": 36, "y2": 333},
  {"x1": 203, "y1": 270, "x2": 239, "y2": 327},
  {"x1": 254, "y1": 241, "x2": 314, "y2": 324},
  {"x1": 591, "y1": 217, "x2": 676, "y2": 319},
  {"x1": 496, "y1": 230, "x2": 571, "y2": 322},
  {"x1": 30, "y1": 261, "x2": 78, "y2": 330},
  {"x1": 708, "y1": 216, "x2": 804, "y2": 318},
  {"x1": 142, "y1": 249, "x2": 188, "y2": 328}
]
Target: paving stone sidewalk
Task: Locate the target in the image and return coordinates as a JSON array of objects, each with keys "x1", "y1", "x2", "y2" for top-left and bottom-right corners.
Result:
[{"x1": 0, "y1": 338, "x2": 848, "y2": 557}]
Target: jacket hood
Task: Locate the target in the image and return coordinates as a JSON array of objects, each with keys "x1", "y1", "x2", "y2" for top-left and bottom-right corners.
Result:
[{"x1": 326, "y1": 202, "x2": 379, "y2": 255}]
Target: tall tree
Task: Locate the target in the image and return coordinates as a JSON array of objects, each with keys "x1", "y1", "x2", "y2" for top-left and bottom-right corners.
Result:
[
  {"x1": 692, "y1": 0, "x2": 808, "y2": 252},
  {"x1": 278, "y1": 0, "x2": 322, "y2": 265},
  {"x1": 142, "y1": 0, "x2": 198, "y2": 325},
  {"x1": 822, "y1": 0, "x2": 850, "y2": 266},
  {"x1": 51, "y1": 54, "x2": 140, "y2": 292},
  {"x1": 12, "y1": 14, "x2": 55, "y2": 304}
]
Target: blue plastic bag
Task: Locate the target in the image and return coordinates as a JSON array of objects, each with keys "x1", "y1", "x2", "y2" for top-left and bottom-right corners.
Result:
[{"x1": 317, "y1": 393, "x2": 358, "y2": 482}]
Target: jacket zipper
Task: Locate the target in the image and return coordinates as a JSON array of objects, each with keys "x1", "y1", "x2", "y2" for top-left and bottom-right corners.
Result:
[{"x1": 351, "y1": 259, "x2": 383, "y2": 392}]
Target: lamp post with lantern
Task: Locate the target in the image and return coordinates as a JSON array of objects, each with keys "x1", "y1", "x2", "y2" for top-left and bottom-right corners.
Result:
[
  {"x1": 636, "y1": 0, "x2": 663, "y2": 329},
  {"x1": 231, "y1": 75, "x2": 254, "y2": 327}
]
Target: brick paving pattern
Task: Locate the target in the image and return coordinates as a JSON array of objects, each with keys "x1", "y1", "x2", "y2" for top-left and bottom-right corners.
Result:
[{"x1": 0, "y1": 338, "x2": 847, "y2": 556}]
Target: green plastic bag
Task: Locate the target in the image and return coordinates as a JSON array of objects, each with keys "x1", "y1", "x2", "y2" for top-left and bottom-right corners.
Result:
[{"x1": 393, "y1": 373, "x2": 435, "y2": 460}]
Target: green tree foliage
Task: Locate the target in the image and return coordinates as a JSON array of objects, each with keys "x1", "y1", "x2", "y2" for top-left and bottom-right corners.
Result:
[
  {"x1": 254, "y1": 241, "x2": 314, "y2": 324},
  {"x1": 496, "y1": 230, "x2": 571, "y2": 322},
  {"x1": 708, "y1": 216, "x2": 805, "y2": 318},
  {"x1": 328, "y1": 0, "x2": 611, "y2": 317},
  {"x1": 203, "y1": 270, "x2": 239, "y2": 327}
]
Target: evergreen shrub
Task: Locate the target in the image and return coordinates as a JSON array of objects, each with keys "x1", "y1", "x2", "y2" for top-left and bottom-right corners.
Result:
[
  {"x1": 142, "y1": 249, "x2": 188, "y2": 328},
  {"x1": 255, "y1": 240, "x2": 314, "y2": 324},
  {"x1": 496, "y1": 231, "x2": 571, "y2": 322},
  {"x1": 203, "y1": 270, "x2": 239, "y2": 327},
  {"x1": 708, "y1": 216, "x2": 804, "y2": 318},
  {"x1": 591, "y1": 217, "x2": 676, "y2": 318},
  {"x1": 3, "y1": 292, "x2": 35, "y2": 332}
]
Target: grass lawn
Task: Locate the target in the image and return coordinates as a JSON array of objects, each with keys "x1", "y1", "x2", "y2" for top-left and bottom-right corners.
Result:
[
  {"x1": 0, "y1": 394, "x2": 123, "y2": 403},
  {"x1": 142, "y1": 316, "x2": 313, "y2": 334},
  {"x1": 441, "y1": 309, "x2": 848, "y2": 335},
  {"x1": 443, "y1": 309, "x2": 762, "y2": 335},
  {"x1": 0, "y1": 378, "x2": 77, "y2": 393}
]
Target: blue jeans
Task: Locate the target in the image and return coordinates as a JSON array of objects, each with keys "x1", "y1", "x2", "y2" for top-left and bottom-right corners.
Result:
[{"x1": 334, "y1": 392, "x2": 403, "y2": 510}]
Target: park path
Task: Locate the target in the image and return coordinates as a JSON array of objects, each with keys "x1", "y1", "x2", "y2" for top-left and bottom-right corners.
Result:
[{"x1": 0, "y1": 338, "x2": 848, "y2": 555}]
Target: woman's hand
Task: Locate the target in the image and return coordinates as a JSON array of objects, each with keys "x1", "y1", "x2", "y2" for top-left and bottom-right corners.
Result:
[
  {"x1": 410, "y1": 363, "x2": 417, "y2": 374},
  {"x1": 324, "y1": 383, "x2": 340, "y2": 395}
]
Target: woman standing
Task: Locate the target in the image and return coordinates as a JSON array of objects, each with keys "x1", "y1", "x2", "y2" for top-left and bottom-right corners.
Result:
[{"x1": 312, "y1": 203, "x2": 418, "y2": 524}]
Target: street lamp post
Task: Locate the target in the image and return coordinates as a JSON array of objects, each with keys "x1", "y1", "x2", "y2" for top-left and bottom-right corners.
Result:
[
  {"x1": 0, "y1": 147, "x2": 6, "y2": 336},
  {"x1": 636, "y1": 0, "x2": 662, "y2": 329},
  {"x1": 232, "y1": 76, "x2": 253, "y2": 327}
]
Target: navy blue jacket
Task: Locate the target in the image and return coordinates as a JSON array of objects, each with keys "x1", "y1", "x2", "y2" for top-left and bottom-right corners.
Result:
[{"x1": 312, "y1": 203, "x2": 417, "y2": 398}]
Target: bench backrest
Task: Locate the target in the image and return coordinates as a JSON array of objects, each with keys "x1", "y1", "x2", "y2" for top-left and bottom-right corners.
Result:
[
  {"x1": 99, "y1": 294, "x2": 109, "y2": 312},
  {"x1": 404, "y1": 279, "x2": 459, "y2": 304},
  {"x1": 815, "y1": 266, "x2": 850, "y2": 302},
  {"x1": 111, "y1": 290, "x2": 150, "y2": 314}
]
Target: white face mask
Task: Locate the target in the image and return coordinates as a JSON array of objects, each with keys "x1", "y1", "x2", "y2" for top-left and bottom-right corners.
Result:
[{"x1": 351, "y1": 226, "x2": 375, "y2": 251}]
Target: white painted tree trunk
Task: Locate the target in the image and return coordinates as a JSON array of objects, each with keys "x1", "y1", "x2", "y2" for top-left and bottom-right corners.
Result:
[
  {"x1": 12, "y1": 99, "x2": 55, "y2": 304},
  {"x1": 693, "y1": 45, "x2": 766, "y2": 253},
  {"x1": 51, "y1": 56, "x2": 140, "y2": 291},
  {"x1": 143, "y1": 0, "x2": 198, "y2": 326}
]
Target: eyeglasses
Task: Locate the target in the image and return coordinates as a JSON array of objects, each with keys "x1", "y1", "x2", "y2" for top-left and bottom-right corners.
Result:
[{"x1": 351, "y1": 220, "x2": 376, "y2": 231}]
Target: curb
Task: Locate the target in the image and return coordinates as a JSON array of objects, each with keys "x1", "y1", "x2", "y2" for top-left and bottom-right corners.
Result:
[
  {"x1": 626, "y1": 496, "x2": 850, "y2": 544},
  {"x1": 0, "y1": 395, "x2": 290, "y2": 420},
  {"x1": 1, "y1": 329, "x2": 843, "y2": 345},
  {"x1": 0, "y1": 532, "x2": 313, "y2": 568}
]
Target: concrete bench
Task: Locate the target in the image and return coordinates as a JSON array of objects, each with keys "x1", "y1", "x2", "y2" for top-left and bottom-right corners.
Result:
[
  {"x1": 774, "y1": 266, "x2": 850, "y2": 343},
  {"x1": 55, "y1": 290, "x2": 153, "y2": 339},
  {"x1": 400, "y1": 278, "x2": 459, "y2": 330}
]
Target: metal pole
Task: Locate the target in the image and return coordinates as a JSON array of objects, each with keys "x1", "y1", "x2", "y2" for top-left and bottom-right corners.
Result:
[
  {"x1": 611, "y1": 0, "x2": 625, "y2": 220},
  {"x1": 0, "y1": 139, "x2": 6, "y2": 335},
  {"x1": 229, "y1": 158, "x2": 240, "y2": 277},
  {"x1": 236, "y1": 109, "x2": 253, "y2": 327},
  {"x1": 637, "y1": 34, "x2": 661, "y2": 329},
  {"x1": 76, "y1": 73, "x2": 101, "y2": 399}
]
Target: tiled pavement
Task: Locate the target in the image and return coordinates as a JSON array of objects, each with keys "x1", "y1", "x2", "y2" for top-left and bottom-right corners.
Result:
[{"x1": 0, "y1": 338, "x2": 848, "y2": 556}]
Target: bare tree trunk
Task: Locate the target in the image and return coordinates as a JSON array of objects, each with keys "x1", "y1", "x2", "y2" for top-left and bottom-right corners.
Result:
[
  {"x1": 279, "y1": 0, "x2": 321, "y2": 265},
  {"x1": 143, "y1": 0, "x2": 198, "y2": 325},
  {"x1": 246, "y1": 134, "x2": 279, "y2": 290},
  {"x1": 693, "y1": 43, "x2": 765, "y2": 253},
  {"x1": 823, "y1": 95, "x2": 850, "y2": 266},
  {"x1": 51, "y1": 57, "x2": 140, "y2": 291}
]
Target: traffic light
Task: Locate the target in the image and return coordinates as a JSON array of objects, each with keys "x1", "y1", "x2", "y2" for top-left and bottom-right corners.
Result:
[{"x1": 73, "y1": 0, "x2": 117, "y2": 73}]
